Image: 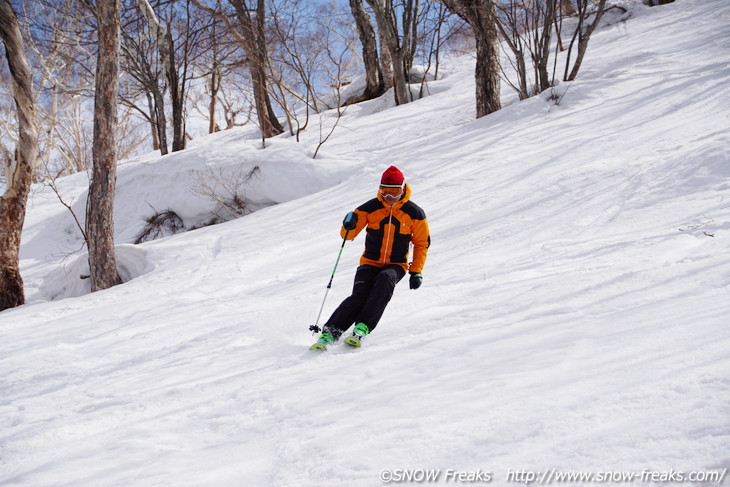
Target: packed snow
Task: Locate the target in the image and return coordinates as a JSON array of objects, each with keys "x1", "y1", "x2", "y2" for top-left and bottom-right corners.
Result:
[{"x1": 2, "y1": 0, "x2": 729, "y2": 485}]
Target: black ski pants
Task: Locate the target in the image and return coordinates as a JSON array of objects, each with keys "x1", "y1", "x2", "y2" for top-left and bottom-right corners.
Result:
[{"x1": 323, "y1": 264, "x2": 406, "y2": 339}]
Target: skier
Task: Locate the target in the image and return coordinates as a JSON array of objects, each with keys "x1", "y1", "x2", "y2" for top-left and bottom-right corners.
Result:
[{"x1": 311, "y1": 166, "x2": 431, "y2": 350}]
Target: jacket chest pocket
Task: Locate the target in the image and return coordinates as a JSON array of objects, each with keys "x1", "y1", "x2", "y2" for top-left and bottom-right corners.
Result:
[{"x1": 397, "y1": 219, "x2": 411, "y2": 236}]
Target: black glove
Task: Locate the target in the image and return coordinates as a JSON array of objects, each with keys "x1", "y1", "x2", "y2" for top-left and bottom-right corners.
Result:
[
  {"x1": 343, "y1": 211, "x2": 358, "y2": 230},
  {"x1": 409, "y1": 272, "x2": 422, "y2": 290}
]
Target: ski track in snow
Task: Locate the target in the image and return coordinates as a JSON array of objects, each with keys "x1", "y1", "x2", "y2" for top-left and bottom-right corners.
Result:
[{"x1": 2, "y1": 0, "x2": 730, "y2": 485}]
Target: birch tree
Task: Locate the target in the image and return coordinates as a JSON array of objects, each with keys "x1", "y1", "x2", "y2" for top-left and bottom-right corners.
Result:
[
  {"x1": 86, "y1": 0, "x2": 122, "y2": 292},
  {"x1": 0, "y1": 0, "x2": 40, "y2": 311}
]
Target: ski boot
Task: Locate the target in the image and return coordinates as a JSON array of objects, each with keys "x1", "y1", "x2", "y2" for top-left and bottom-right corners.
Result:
[
  {"x1": 344, "y1": 323, "x2": 369, "y2": 348},
  {"x1": 310, "y1": 332, "x2": 335, "y2": 351}
]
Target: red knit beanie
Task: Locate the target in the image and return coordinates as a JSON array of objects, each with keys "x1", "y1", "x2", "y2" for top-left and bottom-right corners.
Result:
[{"x1": 380, "y1": 166, "x2": 404, "y2": 188}]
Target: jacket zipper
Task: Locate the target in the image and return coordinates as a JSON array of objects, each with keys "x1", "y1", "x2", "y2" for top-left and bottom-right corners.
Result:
[{"x1": 382, "y1": 205, "x2": 394, "y2": 265}]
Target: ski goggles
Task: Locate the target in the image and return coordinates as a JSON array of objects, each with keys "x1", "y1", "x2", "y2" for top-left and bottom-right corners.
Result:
[{"x1": 380, "y1": 186, "x2": 404, "y2": 197}]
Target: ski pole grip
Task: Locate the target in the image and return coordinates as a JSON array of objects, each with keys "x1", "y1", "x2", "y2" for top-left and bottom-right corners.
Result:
[{"x1": 342, "y1": 211, "x2": 358, "y2": 230}]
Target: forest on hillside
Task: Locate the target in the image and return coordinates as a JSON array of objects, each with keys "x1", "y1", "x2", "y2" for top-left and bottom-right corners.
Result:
[
  {"x1": 0, "y1": 0, "x2": 631, "y2": 181},
  {"x1": 1, "y1": 0, "x2": 665, "y2": 308}
]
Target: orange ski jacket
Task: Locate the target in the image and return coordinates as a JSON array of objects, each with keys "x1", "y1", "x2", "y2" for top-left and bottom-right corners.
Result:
[{"x1": 340, "y1": 183, "x2": 430, "y2": 274}]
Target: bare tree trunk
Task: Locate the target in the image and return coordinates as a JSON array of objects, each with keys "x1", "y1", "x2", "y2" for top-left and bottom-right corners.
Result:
[
  {"x1": 378, "y1": 26, "x2": 394, "y2": 91},
  {"x1": 496, "y1": 2, "x2": 530, "y2": 100},
  {"x1": 442, "y1": 0, "x2": 501, "y2": 117},
  {"x1": 564, "y1": 0, "x2": 607, "y2": 81},
  {"x1": 535, "y1": 0, "x2": 557, "y2": 92},
  {"x1": 0, "y1": 0, "x2": 39, "y2": 311},
  {"x1": 400, "y1": 0, "x2": 421, "y2": 82},
  {"x1": 208, "y1": 19, "x2": 221, "y2": 134},
  {"x1": 120, "y1": 27, "x2": 169, "y2": 154},
  {"x1": 228, "y1": 0, "x2": 284, "y2": 139},
  {"x1": 144, "y1": 92, "x2": 161, "y2": 151},
  {"x1": 136, "y1": 0, "x2": 186, "y2": 151},
  {"x1": 433, "y1": 3, "x2": 447, "y2": 81},
  {"x1": 166, "y1": 30, "x2": 185, "y2": 151},
  {"x1": 367, "y1": 0, "x2": 409, "y2": 105},
  {"x1": 209, "y1": 66, "x2": 220, "y2": 133},
  {"x1": 255, "y1": 0, "x2": 284, "y2": 138},
  {"x1": 87, "y1": 0, "x2": 122, "y2": 292},
  {"x1": 349, "y1": 0, "x2": 385, "y2": 102},
  {"x1": 152, "y1": 87, "x2": 168, "y2": 154},
  {"x1": 474, "y1": 10, "x2": 501, "y2": 116},
  {"x1": 554, "y1": 0, "x2": 578, "y2": 53}
]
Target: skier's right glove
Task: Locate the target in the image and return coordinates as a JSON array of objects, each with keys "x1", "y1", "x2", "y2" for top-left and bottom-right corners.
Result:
[
  {"x1": 343, "y1": 211, "x2": 358, "y2": 230},
  {"x1": 409, "y1": 272, "x2": 423, "y2": 290}
]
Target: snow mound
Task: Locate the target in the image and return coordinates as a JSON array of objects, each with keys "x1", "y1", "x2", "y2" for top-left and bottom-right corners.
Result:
[{"x1": 39, "y1": 245, "x2": 153, "y2": 301}]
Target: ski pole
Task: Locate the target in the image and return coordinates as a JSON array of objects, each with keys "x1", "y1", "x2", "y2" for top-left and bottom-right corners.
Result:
[{"x1": 309, "y1": 229, "x2": 350, "y2": 335}]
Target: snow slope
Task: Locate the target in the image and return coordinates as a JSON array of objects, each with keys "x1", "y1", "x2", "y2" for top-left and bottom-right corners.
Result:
[{"x1": 2, "y1": 0, "x2": 729, "y2": 485}]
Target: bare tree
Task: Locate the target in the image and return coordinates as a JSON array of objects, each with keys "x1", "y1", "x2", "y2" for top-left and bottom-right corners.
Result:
[
  {"x1": 185, "y1": 6, "x2": 251, "y2": 135},
  {"x1": 496, "y1": 1, "x2": 529, "y2": 100},
  {"x1": 267, "y1": 0, "x2": 325, "y2": 137},
  {"x1": 414, "y1": 1, "x2": 466, "y2": 95},
  {"x1": 195, "y1": 6, "x2": 244, "y2": 134},
  {"x1": 564, "y1": 0, "x2": 607, "y2": 81},
  {"x1": 349, "y1": 0, "x2": 385, "y2": 102},
  {"x1": 135, "y1": 0, "x2": 180, "y2": 150},
  {"x1": 497, "y1": 0, "x2": 558, "y2": 99},
  {"x1": 219, "y1": 85, "x2": 254, "y2": 129},
  {"x1": 48, "y1": 97, "x2": 93, "y2": 173},
  {"x1": 440, "y1": 0, "x2": 501, "y2": 117},
  {"x1": 0, "y1": 0, "x2": 40, "y2": 311},
  {"x1": 551, "y1": 0, "x2": 576, "y2": 54},
  {"x1": 227, "y1": 0, "x2": 284, "y2": 140},
  {"x1": 319, "y1": 20, "x2": 360, "y2": 114},
  {"x1": 531, "y1": 0, "x2": 558, "y2": 93},
  {"x1": 121, "y1": 28, "x2": 169, "y2": 154},
  {"x1": 134, "y1": 0, "x2": 202, "y2": 152},
  {"x1": 399, "y1": 0, "x2": 423, "y2": 81},
  {"x1": 19, "y1": 0, "x2": 88, "y2": 175},
  {"x1": 265, "y1": 0, "x2": 360, "y2": 148},
  {"x1": 190, "y1": 0, "x2": 265, "y2": 136},
  {"x1": 365, "y1": 0, "x2": 413, "y2": 105},
  {"x1": 12, "y1": 0, "x2": 145, "y2": 177},
  {"x1": 86, "y1": 0, "x2": 122, "y2": 292}
]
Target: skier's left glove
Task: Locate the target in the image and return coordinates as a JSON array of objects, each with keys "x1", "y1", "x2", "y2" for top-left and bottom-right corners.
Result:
[
  {"x1": 342, "y1": 211, "x2": 358, "y2": 230},
  {"x1": 409, "y1": 272, "x2": 423, "y2": 290}
]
